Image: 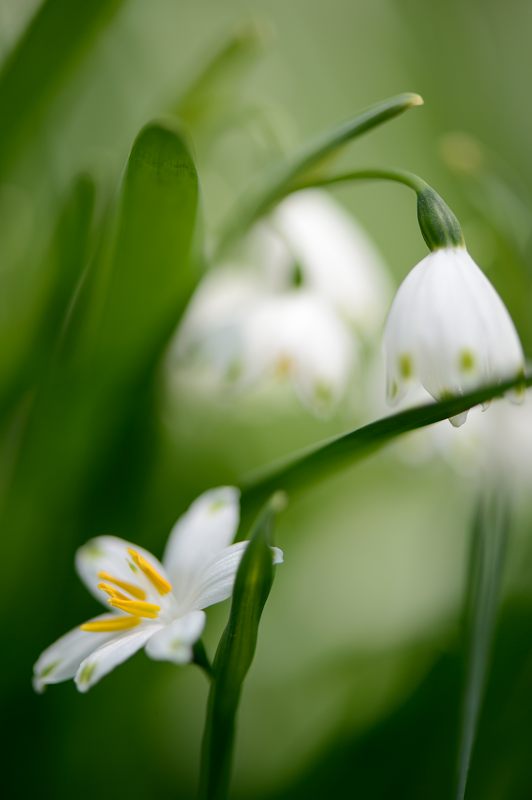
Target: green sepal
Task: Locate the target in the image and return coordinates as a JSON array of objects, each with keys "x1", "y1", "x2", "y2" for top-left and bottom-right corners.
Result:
[{"x1": 417, "y1": 186, "x2": 464, "y2": 251}]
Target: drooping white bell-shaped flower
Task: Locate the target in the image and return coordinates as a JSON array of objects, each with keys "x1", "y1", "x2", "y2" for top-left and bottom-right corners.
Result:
[
  {"x1": 33, "y1": 487, "x2": 283, "y2": 693},
  {"x1": 383, "y1": 246, "x2": 524, "y2": 426}
]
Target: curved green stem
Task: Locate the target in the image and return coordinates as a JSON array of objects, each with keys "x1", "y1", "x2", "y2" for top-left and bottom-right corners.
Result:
[
  {"x1": 215, "y1": 93, "x2": 423, "y2": 258},
  {"x1": 293, "y1": 166, "x2": 429, "y2": 195},
  {"x1": 292, "y1": 167, "x2": 465, "y2": 250}
]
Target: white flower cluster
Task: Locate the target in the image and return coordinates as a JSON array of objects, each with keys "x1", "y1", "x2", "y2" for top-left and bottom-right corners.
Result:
[{"x1": 173, "y1": 190, "x2": 391, "y2": 416}]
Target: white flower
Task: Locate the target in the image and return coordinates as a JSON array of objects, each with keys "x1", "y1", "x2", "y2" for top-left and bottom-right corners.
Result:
[
  {"x1": 263, "y1": 190, "x2": 392, "y2": 333},
  {"x1": 383, "y1": 246, "x2": 524, "y2": 426},
  {"x1": 33, "y1": 487, "x2": 283, "y2": 693},
  {"x1": 241, "y1": 290, "x2": 356, "y2": 415},
  {"x1": 173, "y1": 190, "x2": 390, "y2": 415},
  {"x1": 429, "y1": 391, "x2": 532, "y2": 487}
]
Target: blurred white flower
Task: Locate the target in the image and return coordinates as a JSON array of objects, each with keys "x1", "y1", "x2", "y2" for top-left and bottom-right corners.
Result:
[
  {"x1": 430, "y1": 391, "x2": 532, "y2": 487},
  {"x1": 258, "y1": 189, "x2": 392, "y2": 332},
  {"x1": 33, "y1": 487, "x2": 283, "y2": 693},
  {"x1": 174, "y1": 190, "x2": 391, "y2": 416},
  {"x1": 242, "y1": 290, "x2": 355, "y2": 415},
  {"x1": 383, "y1": 246, "x2": 524, "y2": 426}
]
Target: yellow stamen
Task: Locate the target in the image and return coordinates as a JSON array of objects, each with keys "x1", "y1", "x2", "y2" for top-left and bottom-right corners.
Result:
[
  {"x1": 97, "y1": 582, "x2": 132, "y2": 602},
  {"x1": 97, "y1": 571, "x2": 147, "y2": 601},
  {"x1": 80, "y1": 616, "x2": 141, "y2": 633},
  {"x1": 127, "y1": 549, "x2": 172, "y2": 596},
  {"x1": 109, "y1": 598, "x2": 161, "y2": 619}
]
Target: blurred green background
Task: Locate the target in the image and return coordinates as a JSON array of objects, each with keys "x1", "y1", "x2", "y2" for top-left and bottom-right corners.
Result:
[{"x1": 2, "y1": 0, "x2": 532, "y2": 798}]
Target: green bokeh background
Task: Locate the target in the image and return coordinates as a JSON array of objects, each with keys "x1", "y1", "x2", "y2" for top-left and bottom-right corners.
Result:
[{"x1": 2, "y1": 1, "x2": 532, "y2": 798}]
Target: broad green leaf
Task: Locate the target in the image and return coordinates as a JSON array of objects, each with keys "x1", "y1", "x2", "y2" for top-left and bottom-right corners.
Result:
[
  {"x1": 455, "y1": 490, "x2": 509, "y2": 800},
  {"x1": 216, "y1": 92, "x2": 422, "y2": 256},
  {"x1": 241, "y1": 373, "x2": 530, "y2": 514},
  {"x1": 199, "y1": 493, "x2": 284, "y2": 800},
  {"x1": 83, "y1": 119, "x2": 200, "y2": 389},
  {"x1": 0, "y1": 123, "x2": 200, "y2": 604},
  {"x1": 0, "y1": 0, "x2": 126, "y2": 174},
  {"x1": 0, "y1": 174, "x2": 95, "y2": 421}
]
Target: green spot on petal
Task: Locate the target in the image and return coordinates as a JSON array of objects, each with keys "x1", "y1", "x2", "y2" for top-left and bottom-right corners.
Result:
[
  {"x1": 84, "y1": 543, "x2": 104, "y2": 559},
  {"x1": 314, "y1": 381, "x2": 333, "y2": 406},
  {"x1": 440, "y1": 388, "x2": 455, "y2": 401},
  {"x1": 209, "y1": 499, "x2": 227, "y2": 513},
  {"x1": 459, "y1": 349, "x2": 476, "y2": 373},
  {"x1": 78, "y1": 662, "x2": 96, "y2": 685},
  {"x1": 398, "y1": 354, "x2": 413, "y2": 380},
  {"x1": 39, "y1": 660, "x2": 60, "y2": 679}
]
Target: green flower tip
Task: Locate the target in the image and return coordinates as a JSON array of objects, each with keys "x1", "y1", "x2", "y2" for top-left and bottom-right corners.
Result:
[{"x1": 270, "y1": 491, "x2": 288, "y2": 513}]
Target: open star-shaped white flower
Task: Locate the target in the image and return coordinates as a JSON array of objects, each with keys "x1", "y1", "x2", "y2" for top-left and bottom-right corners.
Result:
[
  {"x1": 383, "y1": 246, "x2": 525, "y2": 426},
  {"x1": 33, "y1": 487, "x2": 283, "y2": 693}
]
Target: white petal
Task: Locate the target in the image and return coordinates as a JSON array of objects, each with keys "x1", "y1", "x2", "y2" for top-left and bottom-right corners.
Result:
[
  {"x1": 74, "y1": 626, "x2": 156, "y2": 693},
  {"x1": 163, "y1": 487, "x2": 240, "y2": 595},
  {"x1": 190, "y1": 542, "x2": 248, "y2": 609},
  {"x1": 33, "y1": 615, "x2": 118, "y2": 692},
  {"x1": 145, "y1": 610, "x2": 206, "y2": 664},
  {"x1": 75, "y1": 535, "x2": 171, "y2": 605},
  {"x1": 192, "y1": 542, "x2": 284, "y2": 610},
  {"x1": 172, "y1": 267, "x2": 265, "y2": 379},
  {"x1": 243, "y1": 291, "x2": 356, "y2": 416}
]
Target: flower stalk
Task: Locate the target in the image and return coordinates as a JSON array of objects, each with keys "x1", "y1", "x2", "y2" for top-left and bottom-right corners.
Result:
[
  {"x1": 199, "y1": 493, "x2": 285, "y2": 800},
  {"x1": 292, "y1": 167, "x2": 464, "y2": 250},
  {"x1": 215, "y1": 93, "x2": 423, "y2": 258}
]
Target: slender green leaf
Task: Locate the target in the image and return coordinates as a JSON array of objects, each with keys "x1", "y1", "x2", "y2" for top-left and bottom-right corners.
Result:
[
  {"x1": 241, "y1": 373, "x2": 530, "y2": 514},
  {"x1": 175, "y1": 21, "x2": 266, "y2": 128},
  {"x1": 216, "y1": 92, "x2": 422, "y2": 256},
  {"x1": 199, "y1": 493, "x2": 285, "y2": 800},
  {"x1": 0, "y1": 173, "x2": 95, "y2": 421},
  {"x1": 0, "y1": 0, "x2": 126, "y2": 174},
  {"x1": 456, "y1": 489, "x2": 510, "y2": 800}
]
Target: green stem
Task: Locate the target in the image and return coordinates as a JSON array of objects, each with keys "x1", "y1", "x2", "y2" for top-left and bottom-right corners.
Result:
[
  {"x1": 293, "y1": 166, "x2": 428, "y2": 194},
  {"x1": 199, "y1": 495, "x2": 282, "y2": 800},
  {"x1": 293, "y1": 167, "x2": 465, "y2": 250}
]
